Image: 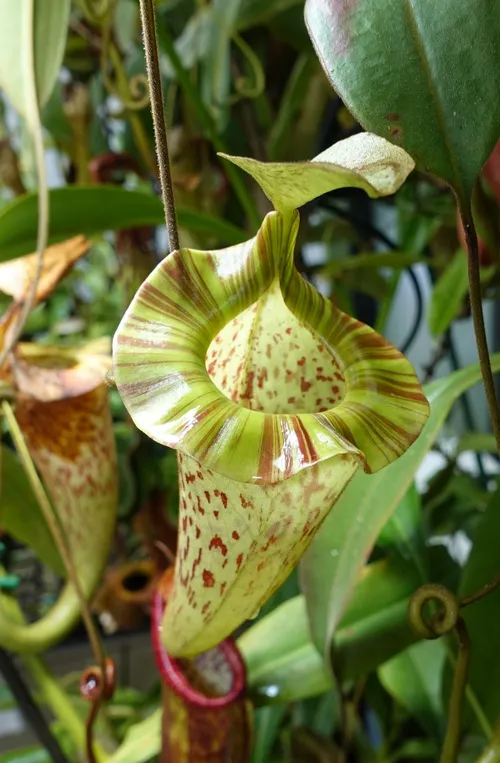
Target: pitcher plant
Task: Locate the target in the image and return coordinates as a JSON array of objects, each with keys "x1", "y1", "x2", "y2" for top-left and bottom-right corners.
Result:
[
  {"x1": 113, "y1": 132, "x2": 430, "y2": 657},
  {"x1": 0, "y1": 238, "x2": 118, "y2": 652}
]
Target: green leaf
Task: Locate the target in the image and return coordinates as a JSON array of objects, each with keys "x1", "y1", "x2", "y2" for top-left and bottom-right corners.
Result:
[
  {"x1": 300, "y1": 354, "x2": 500, "y2": 659},
  {"x1": 458, "y1": 489, "x2": 500, "y2": 727},
  {"x1": 240, "y1": 595, "x2": 333, "y2": 703},
  {"x1": 268, "y1": 54, "x2": 317, "y2": 161},
  {"x1": 250, "y1": 706, "x2": 287, "y2": 763},
  {"x1": 0, "y1": 0, "x2": 70, "y2": 126},
  {"x1": 107, "y1": 710, "x2": 161, "y2": 763},
  {"x1": 386, "y1": 739, "x2": 440, "y2": 763},
  {"x1": 221, "y1": 131, "x2": 414, "y2": 213},
  {"x1": 428, "y1": 250, "x2": 469, "y2": 338},
  {"x1": 377, "y1": 483, "x2": 427, "y2": 577},
  {"x1": 0, "y1": 747, "x2": 51, "y2": 763},
  {"x1": 240, "y1": 558, "x2": 420, "y2": 703},
  {"x1": 305, "y1": 0, "x2": 500, "y2": 204},
  {"x1": 160, "y1": 7, "x2": 212, "y2": 79},
  {"x1": 0, "y1": 445, "x2": 63, "y2": 576},
  {"x1": 0, "y1": 187, "x2": 246, "y2": 260},
  {"x1": 236, "y1": 0, "x2": 303, "y2": 30},
  {"x1": 379, "y1": 640, "x2": 446, "y2": 740},
  {"x1": 457, "y1": 432, "x2": 499, "y2": 454},
  {"x1": 202, "y1": 0, "x2": 243, "y2": 129}
]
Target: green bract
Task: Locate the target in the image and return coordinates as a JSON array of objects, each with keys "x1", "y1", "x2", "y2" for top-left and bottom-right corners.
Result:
[{"x1": 113, "y1": 132, "x2": 429, "y2": 657}]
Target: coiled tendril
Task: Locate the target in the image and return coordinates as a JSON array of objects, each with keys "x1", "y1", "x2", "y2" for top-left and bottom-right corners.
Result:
[
  {"x1": 80, "y1": 657, "x2": 116, "y2": 763},
  {"x1": 408, "y1": 583, "x2": 460, "y2": 640},
  {"x1": 408, "y1": 583, "x2": 471, "y2": 763}
]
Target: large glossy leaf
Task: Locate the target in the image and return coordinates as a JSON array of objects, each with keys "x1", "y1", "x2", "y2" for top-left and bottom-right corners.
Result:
[
  {"x1": 379, "y1": 640, "x2": 446, "y2": 740},
  {"x1": 114, "y1": 209, "x2": 428, "y2": 657},
  {"x1": 0, "y1": 0, "x2": 70, "y2": 126},
  {"x1": 221, "y1": 132, "x2": 414, "y2": 213},
  {"x1": 0, "y1": 187, "x2": 246, "y2": 261},
  {"x1": 458, "y1": 489, "x2": 500, "y2": 727},
  {"x1": 0, "y1": 445, "x2": 63, "y2": 575},
  {"x1": 239, "y1": 559, "x2": 420, "y2": 704},
  {"x1": 300, "y1": 354, "x2": 500, "y2": 658},
  {"x1": 305, "y1": 0, "x2": 500, "y2": 204}
]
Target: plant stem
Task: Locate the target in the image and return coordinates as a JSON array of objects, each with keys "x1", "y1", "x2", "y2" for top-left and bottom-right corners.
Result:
[
  {"x1": 461, "y1": 206, "x2": 500, "y2": 453},
  {"x1": 0, "y1": 570, "x2": 110, "y2": 763},
  {"x1": 2, "y1": 402, "x2": 106, "y2": 671},
  {"x1": 0, "y1": 0, "x2": 48, "y2": 371},
  {"x1": 440, "y1": 618, "x2": 471, "y2": 763},
  {"x1": 139, "y1": 0, "x2": 179, "y2": 252},
  {"x1": 460, "y1": 571, "x2": 500, "y2": 609},
  {"x1": 23, "y1": 654, "x2": 109, "y2": 763}
]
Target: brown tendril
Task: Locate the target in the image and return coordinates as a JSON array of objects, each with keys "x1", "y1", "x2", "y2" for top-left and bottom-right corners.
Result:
[
  {"x1": 80, "y1": 657, "x2": 116, "y2": 763},
  {"x1": 459, "y1": 571, "x2": 500, "y2": 609}
]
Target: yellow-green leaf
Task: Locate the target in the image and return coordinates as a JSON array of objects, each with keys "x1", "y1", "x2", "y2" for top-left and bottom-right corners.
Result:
[{"x1": 220, "y1": 132, "x2": 414, "y2": 213}]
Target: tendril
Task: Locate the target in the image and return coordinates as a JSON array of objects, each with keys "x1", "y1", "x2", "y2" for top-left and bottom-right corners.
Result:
[
  {"x1": 80, "y1": 658, "x2": 116, "y2": 763},
  {"x1": 408, "y1": 584, "x2": 459, "y2": 640},
  {"x1": 77, "y1": 0, "x2": 112, "y2": 25},
  {"x1": 102, "y1": 27, "x2": 150, "y2": 112},
  {"x1": 230, "y1": 33, "x2": 265, "y2": 103},
  {"x1": 408, "y1": 584, "x2": 472, "y2": 763}
]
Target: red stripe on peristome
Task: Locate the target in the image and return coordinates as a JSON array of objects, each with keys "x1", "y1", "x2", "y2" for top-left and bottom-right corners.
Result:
[
  {"x1": 257, "y1": 415, "x2": 277, "y2": 482},
  {"x1": 292, "y1": 416, "x2": 319, "y2": 470}
]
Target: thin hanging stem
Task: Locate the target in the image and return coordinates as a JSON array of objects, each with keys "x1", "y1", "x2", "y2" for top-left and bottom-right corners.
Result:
[
  {"x1": 460, "y1": 571, "x2": 500, "y2": 609},
  {"x1": 1, "y1": 402, "x2": 105, "y2": 670},
  {"x1": 138, "y1": 0, "x2": 179, "y2": 252},
  {"x1": 461, "y1": 206, "x2": 500, "y2": 453}
]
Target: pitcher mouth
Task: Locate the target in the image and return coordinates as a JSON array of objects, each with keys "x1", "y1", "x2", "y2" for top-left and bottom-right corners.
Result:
[
  {"x1": 113, "y1": 210, "x2": 429, "y2": 485},
  {"x1": 206, "y1": 286, "x2": 347, "y2": 416},
  {"x1": 152, "y1": 592, "x2": 246, "y2": 708}
]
